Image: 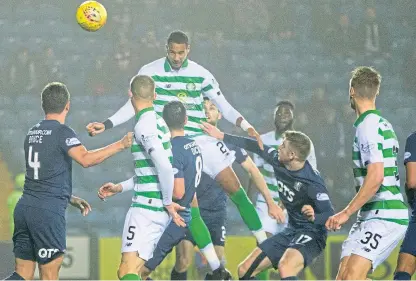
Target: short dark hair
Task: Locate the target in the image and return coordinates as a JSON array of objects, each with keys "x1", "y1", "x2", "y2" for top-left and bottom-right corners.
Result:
[
  {"x1": 163, "y1": 101, "x2": 187, "y2": 130},
  {"x1": 350, "y1": 66, "x2": 381, "y2": 99},
  {"x1": 275, "y1": 100, "x2": 295, "y2": 111},
  {"x1": 41, "y1": 82, "x2": 70, "y2": 114},
  {"x1": 130, "y1": 75, "x2": 155, "y2": 100},
  {"x1": 283, "y1": 130, "x2": 311, "y2": 161},
  {"x1": 167, "y1": 30, "x2": 189, "y2": 46}
]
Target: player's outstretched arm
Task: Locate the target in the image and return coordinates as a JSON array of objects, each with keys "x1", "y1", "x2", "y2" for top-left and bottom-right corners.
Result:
[
  {"x1": 240, "y1": 156, "x2": 285, "y2": 223},
  {"x1": 97, "y1": 176, "x2": 135, "y2": 200},
  {"x1": 201, "y1": 122, "x2": 277, "y2": 165},
  {"x1": 70, "y1": 195, "x2": 92, "y2": 216},
  {"x1": 69, "y1": 132, "x2": 132, "y2": 168},
  {"x1": 86, "y1": 99, "x2": 136, "y2": 136}
]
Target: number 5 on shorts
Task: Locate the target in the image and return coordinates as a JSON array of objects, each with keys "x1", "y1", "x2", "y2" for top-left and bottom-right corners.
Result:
[{"x1": 127, "y1": 226, "x2": 136, "y2": 240}]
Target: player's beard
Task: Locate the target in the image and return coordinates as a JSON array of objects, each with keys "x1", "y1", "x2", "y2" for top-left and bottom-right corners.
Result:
[{"x1": 349, "y1": 96, "x2": 356, "y2": 111}]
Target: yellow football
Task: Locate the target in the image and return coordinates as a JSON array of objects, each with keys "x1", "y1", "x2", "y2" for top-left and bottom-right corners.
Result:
[{"x1": 76, "y1": 1, "x2": 107, "y2": 32}]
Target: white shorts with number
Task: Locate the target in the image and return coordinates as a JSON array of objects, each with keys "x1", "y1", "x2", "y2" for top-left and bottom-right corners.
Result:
[
  {"x1": 340, "y1": 219, "x2": 407, "y2": 270},
  {"x1": 193, "y1": 135, "x2": 236, "y2": 179},
  {"x1": 121, "y1": 207, "x2": 170, "y2": 261},
  {"x1": 256, "y1": 201, "x2": 288, "y2": 235}
]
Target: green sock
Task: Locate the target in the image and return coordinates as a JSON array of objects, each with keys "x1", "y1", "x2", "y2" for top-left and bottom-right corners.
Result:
[
  {"x1": 256, "y1": 268, "x2": 270, "y2": 280},
  {"x1": 189, "y1": 207, "x2": 212, "y2": 249},
  {"x1": 189, "y1": 207, "x2": 221, "y2": 270},
  {"x1": 120, "y1": 273, "x2": 141, "y2": 280},
  {"x1": 230, "y1": 187, "x2": 262, "y2": 231}
]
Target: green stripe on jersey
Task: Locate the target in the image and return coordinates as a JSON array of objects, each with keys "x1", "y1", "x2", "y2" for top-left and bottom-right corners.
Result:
[
  {"x1": 136, "y1": 175, "x2": 159, "y2": 184},
  {"x1": 187, "y1": 115, "x2": 207, "y2": 124},
  {"x1": 131, "y1": 202, "x2": 164, "y2": 212},
  {"x1": 157, "y1": 124, "x2": 169, "y2": 134},
  {"x1": 353, "y1": 167, "x2": 397, "y2": 177},
  {"x1": 134, "y1": 191, "x2": 162, "y2": 199},
  {"x1": 184, "y1": 126, "x2": 203, "y2": 133},
  {"x1": 378, "y1": 128, "x2": 397, "y2": 140},
  {"x1": 352, "y1": 147, "x2": 397, "y2": 160},
  {"x1": 152, "y1": 75, "x2": 204, "y2": 84},
  {"x1": 267, "y1": 183, "x2": 278, "y2": 192},
  {"x1": 131, "y1": 141, "x2": 171, "y2": 152},
  {"x1": 202, "y1": 84, "x2": 213, "y2": 92},
  {"x1": 135, "y1": 159, "x2": 154, "y2": 168},
  {"x1": 155, "y1": 88, "x2": 201, "y2": 98},
  {"x1": 361, "y1": 200, "x2": 407, "y2": 212}
]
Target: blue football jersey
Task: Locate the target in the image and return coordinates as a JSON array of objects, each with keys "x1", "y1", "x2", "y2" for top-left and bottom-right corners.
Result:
[
  {"x1": 197, "y1": 143, "x2": 248, "y2": 212},
  {"x1": 171, "y1": 136, "x2": 202, "y2": 223},
  {"x1": 20, "y1": 120, "x2": 82, "y2": 216},
  {"x1": 223, "y1": 134, "x2": 334, "y2": 234}
]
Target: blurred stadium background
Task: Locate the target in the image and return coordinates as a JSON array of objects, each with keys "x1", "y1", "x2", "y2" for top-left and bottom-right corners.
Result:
[{"x1": 0, "y1": 0, "x2": 415, "y2": 279}]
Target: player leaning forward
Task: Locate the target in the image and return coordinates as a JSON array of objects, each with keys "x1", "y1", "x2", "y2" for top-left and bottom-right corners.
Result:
[
  {"x1": 201, "y1": 122, "x2": 334, "y2": 280},
  {"x1": 98, "y1": 75, "x2": 186, "y2": 281},
  {"x1": 87, "y1": 30, "x2": 272, "y2": 243},
  {"x1": 326, "y1": 66, "x2": 408, "y2": 280}
]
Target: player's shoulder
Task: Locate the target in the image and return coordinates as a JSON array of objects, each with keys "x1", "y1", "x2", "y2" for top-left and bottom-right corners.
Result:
[
  {"x1": 139, "y1": 57, "x2": 166, "y2": 73},
  {"x1": 172, "y1": 136, "x2": 199, "y2": 156},
  {"x1": 135, "y1": 109, "x2": 158, "y2": 133},
  {"x1": 406, "y1": 131, "x2": 416, "y2": 143}
]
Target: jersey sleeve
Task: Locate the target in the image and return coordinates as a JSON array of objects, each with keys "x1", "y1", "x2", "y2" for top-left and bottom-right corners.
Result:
[
  {"x1": 253, "y1": 153, "x2": 264, "y2": 167},
  {"x1": 59, "y1": 126, "x2": 82, "y2": 154},
  {"x1": 172, "y1": 149, "x2": 185, "y2": 179},
  {"x1": 226, "y1": 143, "x2": 248, "y2": 164},
  {"x1": 404, "y1": 133, "x2": 416, "y2": 165},
  {"x1": 135, "y1": 114, "x2": 174, "y2": 206},
  {"x1": 223, "y1": 134, "x2": 280, "y2": 167},
  {"x1": 306, "y1": 184, "x2": 334, "y2": 225},
  {"x1": 356, "y1": 118, "x2": 384, "y2": 166}
]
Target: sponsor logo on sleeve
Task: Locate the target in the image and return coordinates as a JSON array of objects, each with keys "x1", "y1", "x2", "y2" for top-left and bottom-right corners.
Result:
[
  {"x1": 316, "y1": 193, "x2": 329, "y2": 201},
  {"x1": 360, "y1": 143, "x2": 376, "y2": 153},
  {"x1": 66, "y1": 138, "x2": 81, "y2": 146},
  {"x1": 405, "y1": 152, "x2": 411, "y2": 160},
  {"x1": 172, "y1": 168, "x2": 179, "y2": 175}
]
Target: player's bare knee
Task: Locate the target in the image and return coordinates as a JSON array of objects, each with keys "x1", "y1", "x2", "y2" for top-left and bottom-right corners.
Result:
[
  {"x1": 118, "y1": 254, "x2": 142, "y2": 277},
  {"x1": 175, "y1": 255, "x2": 192, "y2": 272},
  {"x1": 277, "y1": 258, "x2": 291, "y2": 276}
]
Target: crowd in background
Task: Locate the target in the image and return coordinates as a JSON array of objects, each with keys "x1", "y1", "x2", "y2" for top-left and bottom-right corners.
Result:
[{"x1": 1, "y1": 0, "x2": 416, "y2": 235}]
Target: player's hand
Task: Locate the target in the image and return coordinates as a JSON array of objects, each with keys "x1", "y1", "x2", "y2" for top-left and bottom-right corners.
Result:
[
  {"x1": 247, "y1": 127, "x2": 264, "y2": 150},
  {"x1": 165, "y1": 202, "x2": 186, "y2": 227},
  {"x1": 86, "y1": 122, "x2": 105, "y2": 137},
  {"x1": 301, "y1": 205, "x2": 315, "y2": 222},
  {"x1": 268, "y1": 203, "x2": 286, "y2": 224},
  {"x1": 120, "y1": 132, "x2": 133, "y2": 149},
  {"x1": 70, "y1": 196, "x2": 92, "y2": 216},
  {"x1": 98, "y1": 182, "x2": 122, "y2": 200},
  {"x1": 200, "y1": 122, "x2": 225, "y2": 140},
  {"x1": 325, "y1": 210, "x2": 349, "y2": 231}
]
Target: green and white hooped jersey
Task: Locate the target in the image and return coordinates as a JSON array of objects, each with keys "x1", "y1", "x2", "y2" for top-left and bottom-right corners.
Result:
[
  {"x1": 131, "y1": 107, "x2": 173, "y2": 212},
  {"x1": 138, "y1": 57, "x2": 221, "y2": 136},
  {"x1": 353, "y1": 110, "x2": 408, "y2": 225},
  {"x1": 253, "y1": 131, "x2": 317, "y2": 204}
]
